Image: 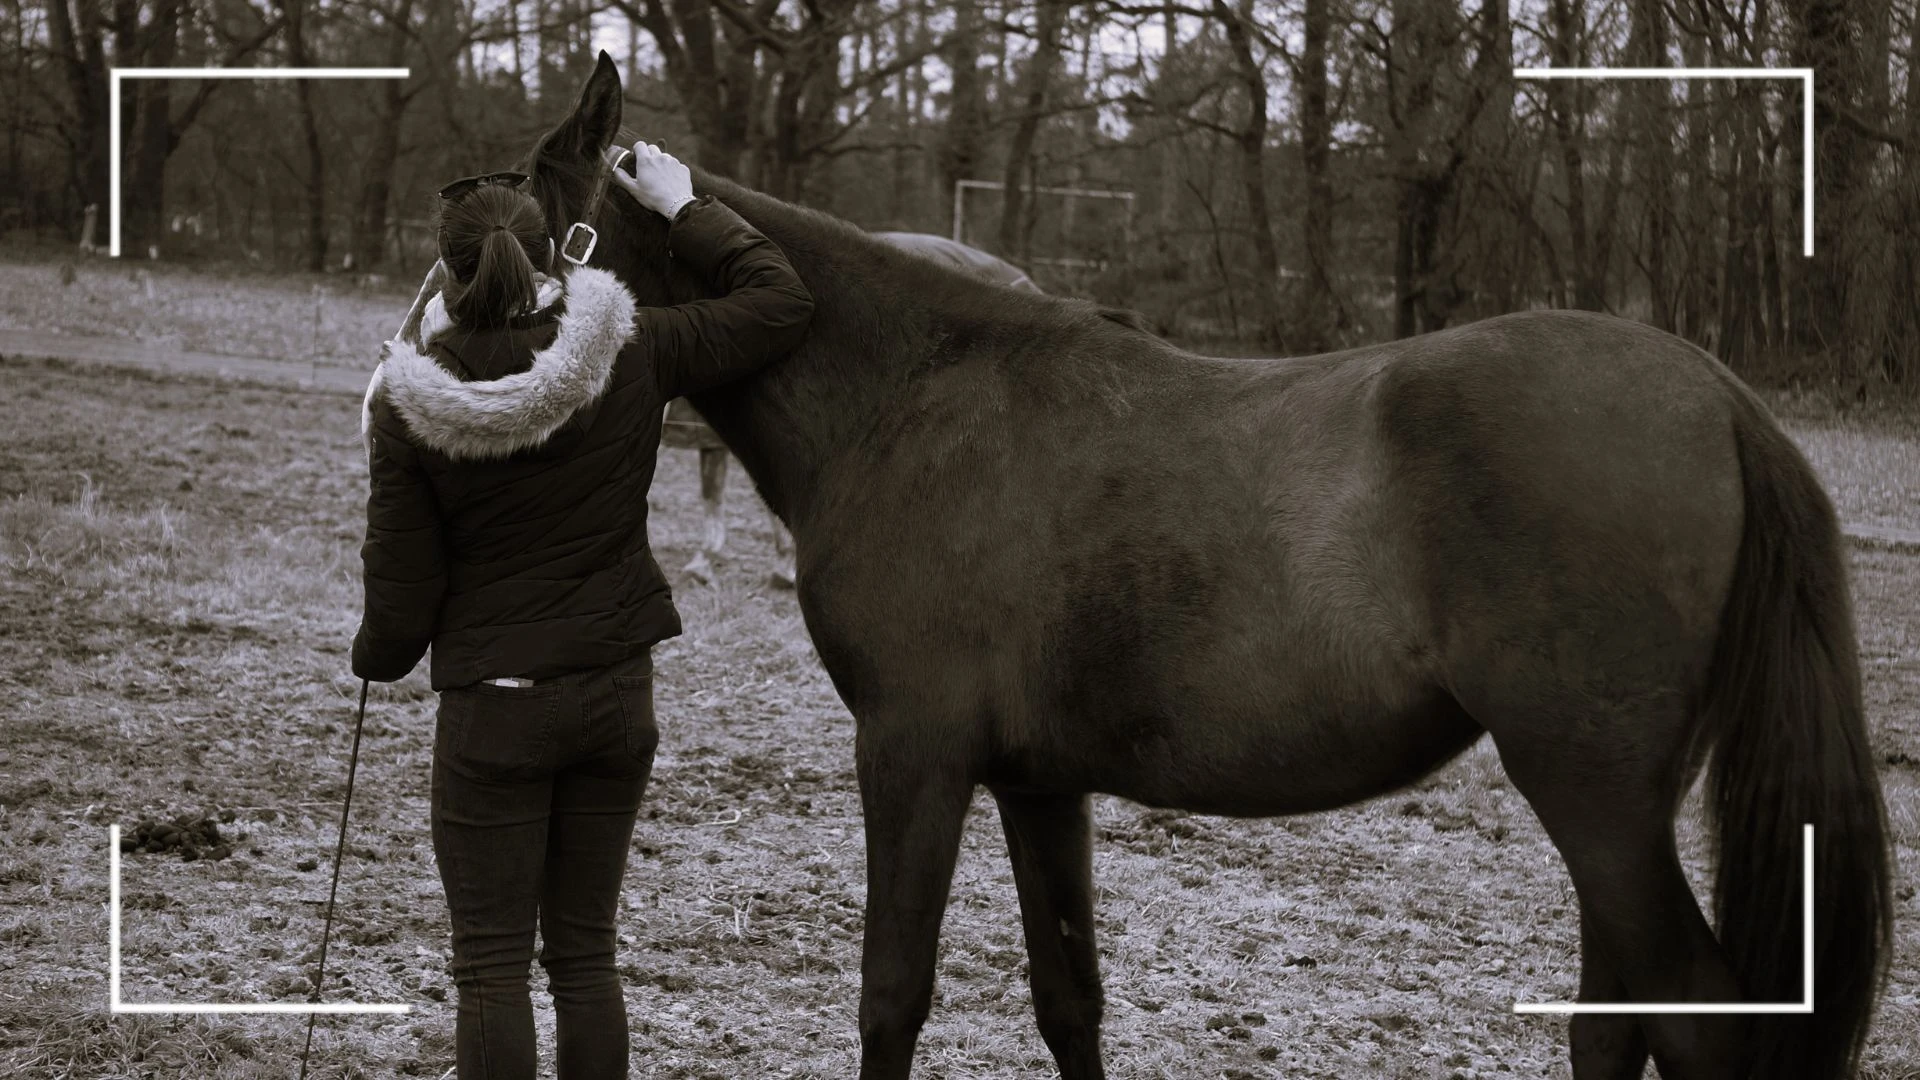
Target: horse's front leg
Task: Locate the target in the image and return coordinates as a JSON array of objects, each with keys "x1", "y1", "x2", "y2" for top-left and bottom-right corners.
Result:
[
  {"x1": 856, "y1": 731, "x2": 973, "y2": 1080},
  {"x1": 991, "y1": 788, "x2": 1106, "y2": 1080}
]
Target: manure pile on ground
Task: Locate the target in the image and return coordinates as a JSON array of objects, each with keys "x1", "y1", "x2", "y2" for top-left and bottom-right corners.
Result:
[{"x1": 119, "y1": 811, "x2": 239, "y2": 861}]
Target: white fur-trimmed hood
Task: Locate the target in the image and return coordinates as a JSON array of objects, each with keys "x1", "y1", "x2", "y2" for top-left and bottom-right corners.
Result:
[{"x1": 361, "y1": 266, "x2": 637, "y2": 462}]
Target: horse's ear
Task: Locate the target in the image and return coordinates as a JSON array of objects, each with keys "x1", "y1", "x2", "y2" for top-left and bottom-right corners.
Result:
[{"x1": 547, "y1": 51, "x2": 622, "y2": 159}]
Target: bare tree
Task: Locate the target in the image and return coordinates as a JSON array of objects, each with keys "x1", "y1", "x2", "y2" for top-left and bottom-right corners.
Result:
[
  {"x1": 277, "y1": 0, "x2": 327, "y2": 271},
  {"x1": 1000, "y1": 0, "x2": 1070, "y2": 259},
  {"x1": 1628, "y1": 0, "x2": 1673, "y2": 329},
  {"x1": 1544, "y1": 0, "x2": 1606, "y2": 311},
  {"x1": 1790, "y1": 0, "x2": 1877, "y2": 363},
  {"x1": 44, "y1": 0, "x2": 111, "y2": 246},
  {"x1": 938, "y1": 0, "x2": 987, "y2": 232},
  {"x1": 1371, "y1": 0, "x2": 1505, "y2": 336},
  {"x1": 10, "y1": 0, "x2": 1918, "y2": 390},
  {"x1": 44, "y1": 0, "x2": 276, "y2": 254},
  {"x1": 612, "y1": 0, "x2": 766, "y2": 175},
  {"x1": 1293, "y1": 0, "x2": 1342, "y2": 350},
  {"x1": 1212, "y1": 0, "x2": 1279, "y2": 345},
  {"x1": 349, "y1": 0, "x2": 423, "y2": 268}
]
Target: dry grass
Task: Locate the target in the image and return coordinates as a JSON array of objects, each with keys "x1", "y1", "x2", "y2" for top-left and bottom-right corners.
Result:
[
  {"x1": 1781, "y1": 420, "x2": 1920, "y2": 536},
  {"x1": 0, "y1": 255, "x2": 418, "y2": 364},
  {"x1": 0, "y1": 352, "x2": 1915, "y2": 1079}
]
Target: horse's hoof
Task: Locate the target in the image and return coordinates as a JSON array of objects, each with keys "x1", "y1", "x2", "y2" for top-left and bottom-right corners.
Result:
[{"x1": 683, "y1": 553, "x2": 715, "y2": 586}]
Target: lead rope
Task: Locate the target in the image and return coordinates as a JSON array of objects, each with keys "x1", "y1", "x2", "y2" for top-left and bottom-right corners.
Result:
[{"x1": 297, "y1": 677, "x2": 371, "y2": 1080}]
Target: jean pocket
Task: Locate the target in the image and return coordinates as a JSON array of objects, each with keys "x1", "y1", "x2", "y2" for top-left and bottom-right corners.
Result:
[
  {"x1": 437, "y1": 682, "x2": 562, "y2": 782},
  {"x1": 611, "y1": 674, "x2": 658, "y2": 765}
]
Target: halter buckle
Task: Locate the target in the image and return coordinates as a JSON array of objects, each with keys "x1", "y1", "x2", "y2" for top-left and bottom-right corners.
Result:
[
  {"x1": 560, "y1": 222, "x2": 598, "y2": 265},
  {"x1": 557, "y1": 146, "x2": 632, "y2": 267}
]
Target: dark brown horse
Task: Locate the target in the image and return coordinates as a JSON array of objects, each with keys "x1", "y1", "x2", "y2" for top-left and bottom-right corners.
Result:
[{"x1": 526, "y1": 56, "x2": 1891, "y2": 1080}]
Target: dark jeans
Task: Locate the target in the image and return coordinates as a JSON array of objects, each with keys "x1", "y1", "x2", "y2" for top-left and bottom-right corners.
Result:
[{"x1": 430, "y1": 649, "x2": 658, "y2": 1080}]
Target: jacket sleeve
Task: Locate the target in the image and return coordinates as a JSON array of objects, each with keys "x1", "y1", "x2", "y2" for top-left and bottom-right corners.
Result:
[
  {"x1": 641, "y1": 197, "x2": 816, "y2": 401},
  {"x1": 352, "y1": 411, "x2": 446, "y2": 682}
]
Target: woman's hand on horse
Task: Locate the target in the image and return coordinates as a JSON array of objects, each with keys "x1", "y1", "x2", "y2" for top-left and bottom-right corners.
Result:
[{"x1": 614, "y1": 141, "x2": 694, "y2": 218}]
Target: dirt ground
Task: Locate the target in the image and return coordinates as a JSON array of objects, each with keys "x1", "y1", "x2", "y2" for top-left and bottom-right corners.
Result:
[{"x1": 0, "y1": 352, "x2": 1914, "y2": 1080}]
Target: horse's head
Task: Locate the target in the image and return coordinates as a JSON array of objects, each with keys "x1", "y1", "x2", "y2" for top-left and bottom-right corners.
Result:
[{"x1": 522, "y1": 52, "x2": 707, "y2": 309}]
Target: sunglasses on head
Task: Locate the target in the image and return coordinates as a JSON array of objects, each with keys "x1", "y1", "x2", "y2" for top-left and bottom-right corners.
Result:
[{"x1": 437, "y1": 171, "x2": 529, "y2": 200}]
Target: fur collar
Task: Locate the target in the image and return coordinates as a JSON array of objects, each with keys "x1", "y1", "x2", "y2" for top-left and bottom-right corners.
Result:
[{"x1": 361, "y1": 266, "x2": 635, "y2": 462}]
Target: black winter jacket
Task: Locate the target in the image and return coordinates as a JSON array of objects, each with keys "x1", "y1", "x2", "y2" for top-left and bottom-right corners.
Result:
[{"x1": 352, "y1": 198, "x2": 813, "y2": 689}]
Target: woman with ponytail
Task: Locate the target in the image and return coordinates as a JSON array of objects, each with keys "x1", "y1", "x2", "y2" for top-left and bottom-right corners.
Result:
[{"x1": 350, "y1": 144, "x2": 813, "y2": 1079}]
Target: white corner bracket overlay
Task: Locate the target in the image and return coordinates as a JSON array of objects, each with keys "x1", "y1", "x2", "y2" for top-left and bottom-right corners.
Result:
[
  {"x1": 1513, "y1": 823, "x2": 1816, "y2": 1016},
  {"x1": 1513, "y1": 68, "x2": 1816, "y2": 257},
  {"x1": 108, "y1": 825, "x2": 410, "y2": 1015},
  {"x1": 107, "y1": 67, "x2": 410, "y2": 259}
]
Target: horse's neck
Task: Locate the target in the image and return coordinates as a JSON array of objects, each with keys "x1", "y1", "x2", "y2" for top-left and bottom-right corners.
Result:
[{"x1": 685, "y1": 183, "x2": 928, "y2": 528}]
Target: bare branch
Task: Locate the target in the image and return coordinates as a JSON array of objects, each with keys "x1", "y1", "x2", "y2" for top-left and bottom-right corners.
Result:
[
  {"x1": 708, "y1": 0, "x2": 793, "y2": 56},
  {"x1": 1831, "y1": 102, "x2": 1909, "y2": 150}
]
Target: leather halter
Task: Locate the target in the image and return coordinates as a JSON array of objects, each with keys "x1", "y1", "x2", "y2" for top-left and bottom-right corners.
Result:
[{"x1": 559, "y1": 144, "x2": 634, "y2": 266}]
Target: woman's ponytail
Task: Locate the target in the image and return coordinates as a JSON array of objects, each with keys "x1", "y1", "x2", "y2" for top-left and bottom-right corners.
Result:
[{"x1": 436, "y1": 184, "x2": 550, "y2": 329}]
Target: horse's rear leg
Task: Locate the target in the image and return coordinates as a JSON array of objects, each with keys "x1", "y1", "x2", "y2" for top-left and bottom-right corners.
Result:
[
  {"x1": 699, "y1": 448, "x2": 728, "y2": 554},
  {"x1": 682, "y1": 448, "x2": 729, "y2": 584},
  {"x1": 857, "y1": 751, "x2": 973, "y2": 1080},
  {"x1": 1498, "y1": 740, "x2": 1746, "y2": 1080},
  {"x1": 1570, "y1": 900, "x2": 1651, "y2": 1080},
  {"x1": 991, "y1": 788, "x2": 1106, "y2": 1080}
]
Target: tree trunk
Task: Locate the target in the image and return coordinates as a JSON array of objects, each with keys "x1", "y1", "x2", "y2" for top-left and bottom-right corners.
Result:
[
  {"x1": 1189, "y1": 167, "x2": 1240, "y2": 338},
  {"x1": 124, "y1": 0, "x2": 186, "y2": 257},
  {"x1": 1760, "y1": 107, "x2": 1788, "y2": 348},
  {"x1": 1393, "y1": 185, "x2": 1418, "y2": 338},
  {"x1": 354, "y1": 0, "x2": 416, "y2": 269},
  {"x1": 1155, "y1": 3, "x2": 1178, "y2": 233},
  {"x1": 1587, "y1": 115, "x2": 1629, "y2": 311},
  {"x1": 1293, "y1": 0, "x2": 1338, "y2": 349},
  {"x1": 1386, "y1": 0, "x2": 1472, "y2": 337},
  {"x1": 45, "y1": 0, "x2": 110, "y2": 245},
  {"x1": 1892, "y1": 9, "x2": 1920, "y2": 385},
  {"x1": 280, "y1": 0, "x2": 327, "y2": 271},
  {"x1": 999, "y1": 0, "x2": 1068, "y2": 260},
  {"x1": 629, "y1": 0, "x2": 757, "y2": 177},
  {"x1": 4, "y1": 0, "x2": 39, "y2": 222},
  {"x1": 761, "y1": 4, "x2": 842, "y2": 202},
  {"x1": 1214, "y1": 0, "x2": 1278, "y2": 344},
  {"x1": 1718, "y1": 114, "x2": 1763, "y2": 372},
  {"x1": 1629, "y1": 0, "x2": 1672, "y2": 329},
  {"x1": 939, "y1": 0, "x2": 984, "y2": 235},
  {"x1": 1678, "y1": 25, "x2": 1715, "y2": 343},
  {"x1": 1791, "y1": 0, "x2": 1870, "y2": 361},
  {"x1": 1546, "y1": 0, "x2": 1602, "y2": 310},
  {"x1": 890, "y1": 23, "x2": 909, "y2": 222},
  {"x1": 511, "y1": 0, "x2": 525, "y2": 87}
]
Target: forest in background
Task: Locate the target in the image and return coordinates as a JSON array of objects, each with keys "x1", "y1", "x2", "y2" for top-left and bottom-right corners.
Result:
[{"x1": 4, "y1": 0, "x2": 1918, "y2": 390}]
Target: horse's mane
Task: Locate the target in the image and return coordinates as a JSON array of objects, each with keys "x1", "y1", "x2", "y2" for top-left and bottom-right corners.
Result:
[{"x1": 525, "y1": 128, "x2": 1132, "y2": 354}]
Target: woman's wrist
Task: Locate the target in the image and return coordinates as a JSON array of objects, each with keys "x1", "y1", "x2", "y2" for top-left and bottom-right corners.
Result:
[{"x1": 660, "y1": 194, "x2": 698, "y2": 222}]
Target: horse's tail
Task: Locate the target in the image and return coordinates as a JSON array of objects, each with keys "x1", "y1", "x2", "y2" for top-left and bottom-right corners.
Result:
[{"x1": 1699, "y1": 387, "x2": 1891, "y2": 1078}]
